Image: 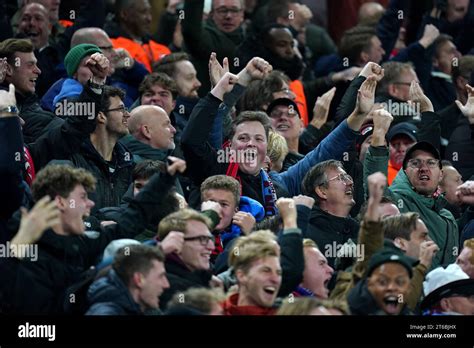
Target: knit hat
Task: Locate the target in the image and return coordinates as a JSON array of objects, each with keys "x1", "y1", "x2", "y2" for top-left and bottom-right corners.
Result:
[
  {"x1": 367, "y1": 248, "x2": 418, "y2": 278},
  {"x1": 64, "y1": 43, "x2": 102, "y2": 77},
  {"x1": 355, "y1": 122, "x2": 374, "y2": 151}
]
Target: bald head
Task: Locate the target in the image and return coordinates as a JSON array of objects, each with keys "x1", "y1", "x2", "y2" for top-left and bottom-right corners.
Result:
[
  {"x1": 129, "y1": 105, "x2": 176, "y2": 150},
  {"x1": 358, "y1": 2, "x2": 385, "y2": 25},
  {"x1": 71, "y1": 28, "x2": 116, "y2": 75}
]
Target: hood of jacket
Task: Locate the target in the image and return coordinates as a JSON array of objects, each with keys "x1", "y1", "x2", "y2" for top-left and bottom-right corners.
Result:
[
  {"x1": 52, "y1": 78, "x2": 83, "y2": 106},
  {"x1": 119, "y1": 134, "x2": 169, "y2": 161},
  {"x1": 87, "y1": 269, "x2": 142, "y2": 314}
]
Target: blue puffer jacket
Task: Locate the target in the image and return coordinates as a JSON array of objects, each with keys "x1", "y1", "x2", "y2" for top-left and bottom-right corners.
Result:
[{"x1": 86, "y1": 269, "x2": 142, "y2": 315}]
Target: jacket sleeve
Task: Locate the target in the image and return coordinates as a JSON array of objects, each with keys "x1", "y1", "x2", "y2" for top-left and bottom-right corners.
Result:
[
  {"x1": 296, "y1": 205, "x2": 311, "y2": 234},
  {"x1": 0, "y1": 117, "x2": 24, "y2": 222},
  {"x1": 330, "y1": 220, "x2": 384, "y2": 303},
  {"x1": 88, "y1": 171, "x2": 176, "y2": 255},
  {"x1": 27, "y1": 83, "x2": 101, "y2": 171},
  {"x1": 209, "y1": 84, "x2": 246, "y2": 149},
  {"x1": 417, "y1": 111, "x2": 441, "y2": 152},
  {"x1": 276, "y1": 120, "x2": 359, "y2": 196},
  {"x1": 351, "y1": 220, "x2": 384, "y2": 281},
  {"x1": 406, "y1": 263, "x2": 428, "y2": 311},
  {"x1": 363, "y1": 145, "x2": 390, "y2": 198},
  {"x1": 334, "y1": 76, "x2": 366, "y2": 126},
  {"x1": 376, "y1": 0, "x2": 408, "y2": 61},
  {"x1": 298, "y1": 122, "x2": 334, "y2": 155},
  {"x1": 181, "y1": 93, "x2": 223, "y2": 184},
  {"x1": 182, "y1": 0, "x2": 212, "y2": 60},
  {"x1": 277, "y1": 227, "x2": 304, "y2": 297}
]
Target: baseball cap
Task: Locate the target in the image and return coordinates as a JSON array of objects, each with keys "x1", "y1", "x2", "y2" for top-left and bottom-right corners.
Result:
[
  {"x1": 266, "y1": 98, "x2": 300, "y2": 119},
  {"x1": 402, "y1": 141, "x2": 441, "y2": 170},
  {"x1": 386, "y1": 122, "x2": 418, "y2": 143}
]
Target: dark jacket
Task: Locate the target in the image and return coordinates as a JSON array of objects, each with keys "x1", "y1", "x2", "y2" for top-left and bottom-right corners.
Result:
[
  {"x1": 70, "y1": 139, "x2": 134, "y2": 213},
  {"x1": 182, "y1": 0, "x2": 244, "y2": 96},
  {"x1": 0, "y1": 171, "x2": 175, "y2": 314},
  {"x1": 86, "y1": 269, "x2": 142, "y2": 315},
  {"x1": 303, "y1": 206, "x2": 359, "y2": 269},
  {"x1": 11, "y1": 89, "x2": 63, "y2": 144},
  {"x1": 445, "y1": 110, "x2": 474, "y2": 181},
  {"x1": 119, "y1": 134, "x2": 169, "y2": 163},
  {"x1": 27, "y1": 82, "x2": 101, "y2": 172},
  {"x1": 0, "y1": 117, "x2": 26, "y2": 243},
  {"x1": 159, "y1": 253, "x2": 213, "y2": 310}
]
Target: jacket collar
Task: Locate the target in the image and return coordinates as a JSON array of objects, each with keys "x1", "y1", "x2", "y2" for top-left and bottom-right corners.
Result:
[
  {"x1": 222, "y1": 293, "x2": 276, "y2": 315},
  {"x1": 81, "y1": 138, "x2": 134, "y2": 168},
  {"x1": 391, "y1": 169, "x2": 448, "y2": 212}
]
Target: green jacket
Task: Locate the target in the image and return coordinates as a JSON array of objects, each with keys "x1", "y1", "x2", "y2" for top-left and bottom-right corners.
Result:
[{"x1": 363, "y1": 146, "x2": 459, "y2": 268}]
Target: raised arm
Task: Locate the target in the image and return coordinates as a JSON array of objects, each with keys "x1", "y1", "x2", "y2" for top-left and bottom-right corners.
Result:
[
  {"x1": 27, "y1": 53, "x2": 109, "y2": 171},
  {"x1": 277, "y1": 73, "x2": 380, "y2": 196},
  {"x1": 363, "y1": 106, "x2": 394, "y2": 197}
]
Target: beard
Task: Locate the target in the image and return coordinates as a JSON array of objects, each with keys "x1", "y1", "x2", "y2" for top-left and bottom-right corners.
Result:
[{"x1": 261, "y1": 50, "x2": 305, "y2": 81}]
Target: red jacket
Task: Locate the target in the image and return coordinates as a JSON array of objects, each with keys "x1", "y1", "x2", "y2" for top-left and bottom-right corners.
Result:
[{"x1": 222, "y1": 293, "x2": 276, "y2": 316}]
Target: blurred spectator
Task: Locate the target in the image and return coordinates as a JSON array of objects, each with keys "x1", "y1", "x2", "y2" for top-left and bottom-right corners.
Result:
[
  {"x1": 105, "y1": 0, "x2": 171, "y2": 72},
  {"x1": 86, "y1": 244, "x2": 170, "y2": 315}
]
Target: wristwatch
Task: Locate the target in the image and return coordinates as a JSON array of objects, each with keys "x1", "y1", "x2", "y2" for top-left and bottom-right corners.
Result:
[{"x1": 0, "y1": 105, "x2": 19, "y2": 114}]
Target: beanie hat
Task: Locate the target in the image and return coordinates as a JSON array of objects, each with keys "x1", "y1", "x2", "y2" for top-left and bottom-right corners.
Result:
[
  {"x1": 367, "y1": 247, "x2": 418, "y2": 278},
  {"x1": 64, "y1": 43, "x2": 102, "y2": 77}
]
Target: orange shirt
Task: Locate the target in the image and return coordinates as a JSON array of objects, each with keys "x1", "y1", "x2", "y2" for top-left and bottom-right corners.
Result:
[
  {"x1": 388, "y1": 160, "x2": 400, "y2": 186},
  {"x1": 289, "y1": 79, "x2": 309, "y2": 127}
]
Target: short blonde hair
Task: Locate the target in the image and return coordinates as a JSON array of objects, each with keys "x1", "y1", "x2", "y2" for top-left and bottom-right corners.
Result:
[
  {"x1": 228, "y1": 230, "x2": 279, "y2": 274},
  {"x1": 168, "y1": 288, "x2": 225, "y2": 313},
  {"x1": 267, "y1": 130, "x2": 289, "y2": 164},
  {"x1": 277, "y1": 297, "x2": 350, "y2": 315},
  {"x1": 463, "y1": 238, "x2": 474, "y2": 264},
  {"x1": 157, "y1": 209, "x2": 212, "y2": 240},
  {"x1": 303, "y1": 238, "x2": 319, "y2": 249}
]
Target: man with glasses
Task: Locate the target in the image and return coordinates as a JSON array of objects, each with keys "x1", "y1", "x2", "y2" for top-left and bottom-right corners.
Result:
[
  {"x1": 365, "y1": 105, "x2": 459, "y2": 268},
  {"x1": 267, "y1": 98, "x2": 305, "y2": 171},
  {"x1": 69, "y1": 85, "x2": 134, "y2": 213},
  {"x1": 301, "y1": 159, "x2": 360, "y2": 268},
  {"x1": 182, "y1": 0, "x2": 245, "y2": 95},
  {"x1": 157, "y1": 208, "x2": 217, "y2": 309}
]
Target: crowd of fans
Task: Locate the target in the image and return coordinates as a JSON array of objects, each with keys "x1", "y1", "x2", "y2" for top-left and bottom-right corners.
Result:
[{"x1": 1, "y1": 0, "x2": 474, "y2": 316}]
